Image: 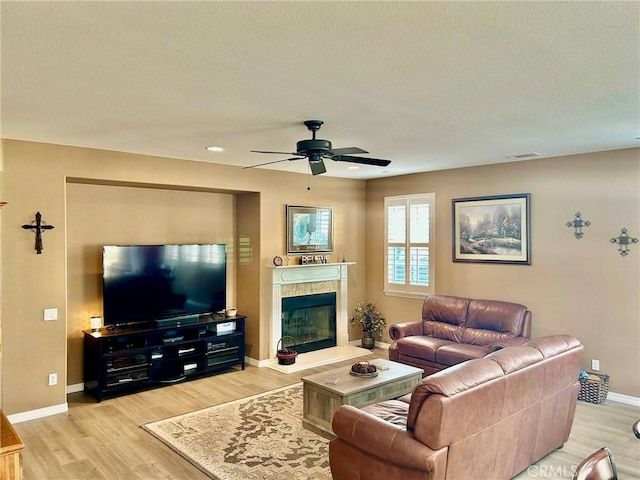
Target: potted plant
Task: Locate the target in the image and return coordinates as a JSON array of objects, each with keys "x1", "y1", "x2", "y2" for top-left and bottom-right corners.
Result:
[{"x1": 350, "y1": 301, "x2": 386, "y2": 349}]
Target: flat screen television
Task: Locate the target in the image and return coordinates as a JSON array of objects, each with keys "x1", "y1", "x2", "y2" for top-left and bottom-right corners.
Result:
[{"x1": 102, "y1": 244, "x2": 227, "y2": 327}]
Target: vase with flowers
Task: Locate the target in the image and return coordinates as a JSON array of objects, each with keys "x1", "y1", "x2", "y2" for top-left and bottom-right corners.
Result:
[{"x1": 350, "y1": 301, "x2": 386, "y2": 349}]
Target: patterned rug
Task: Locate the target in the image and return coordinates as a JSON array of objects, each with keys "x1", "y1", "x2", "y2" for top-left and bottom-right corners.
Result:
[{"x1": 142, "y1": 384, "x2": 331, "y2": 479}]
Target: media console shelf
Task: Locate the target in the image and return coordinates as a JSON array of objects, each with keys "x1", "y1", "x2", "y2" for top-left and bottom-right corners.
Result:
[{"x1": 83, "y1": 315, "x2": 245, "y2": 401}]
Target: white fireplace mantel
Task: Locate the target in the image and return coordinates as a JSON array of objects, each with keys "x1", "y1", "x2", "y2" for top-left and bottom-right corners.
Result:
[{"x1": 270, "y1": 262, "x2": 354, "y2": 357}]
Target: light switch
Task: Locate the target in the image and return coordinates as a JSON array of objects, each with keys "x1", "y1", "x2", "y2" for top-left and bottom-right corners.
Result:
[{"x1": 44, "y1": 308, "x2": 58, "y2": 321}]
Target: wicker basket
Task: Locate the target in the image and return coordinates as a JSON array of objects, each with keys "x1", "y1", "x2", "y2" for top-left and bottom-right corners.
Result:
[
  {"x1": 578, "y1": 372, "x2": 609, "y2": 404},
  {"x1": 276, "y1": 336, "x2": 298, "y2": 365}
]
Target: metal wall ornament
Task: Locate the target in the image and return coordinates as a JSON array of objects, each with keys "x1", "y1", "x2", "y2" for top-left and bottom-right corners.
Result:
[
  {"x1": 22, "y1": 211, "x2": 55, "y2": 254},
  {"x1": 610, "y1": 228, "x2": 638, "y2": 257},
  {"x1": 566, "y1": 212, "x2": 591, "y2": 239}
]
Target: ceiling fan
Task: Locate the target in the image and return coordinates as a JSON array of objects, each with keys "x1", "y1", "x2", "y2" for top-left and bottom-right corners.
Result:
[{"x1": 244, "y1": 120, "x2": 391, "y2": 175}]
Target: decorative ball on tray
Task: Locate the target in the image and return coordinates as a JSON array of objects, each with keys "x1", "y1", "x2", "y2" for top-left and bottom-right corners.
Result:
[{"x1": 350, "y1": 361, "x2": 378, "y2": 377}]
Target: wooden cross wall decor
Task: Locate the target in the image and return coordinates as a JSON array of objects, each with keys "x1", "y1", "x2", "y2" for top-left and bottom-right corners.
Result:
[{"x1": 22, "y1": 211, "x2": 55, "y2": 254}]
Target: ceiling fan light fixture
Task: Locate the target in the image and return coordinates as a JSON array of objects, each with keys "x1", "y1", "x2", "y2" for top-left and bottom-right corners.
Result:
[{"x1": 245, "y1": 120, "x2": 391, "y2": 175}]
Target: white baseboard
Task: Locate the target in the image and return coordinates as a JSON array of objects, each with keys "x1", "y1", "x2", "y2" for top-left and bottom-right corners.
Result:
[
  {"x1": 607, "y1": 391, "x2": 640, "y2": 407},
  {"x1": 7, "y1": 402, "x2": 68, "y2": 424},
  {"x1": 8, "y1": 356, "x2": 635, "y2": 424},
  {"x1": 245, "y1": 356, "x2": 263, "y2": 367},
  {"x1": 67, "y1": 382, "x2": 84, "y2": 394}
]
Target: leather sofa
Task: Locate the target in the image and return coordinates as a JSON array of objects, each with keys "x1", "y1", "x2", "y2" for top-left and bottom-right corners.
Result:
[
  {"x1": 389, "y1": 295, "x2": 532, "y2": 376},
  {"x1": 329, "y1": 335, "x2": 583, "y2": 480}
]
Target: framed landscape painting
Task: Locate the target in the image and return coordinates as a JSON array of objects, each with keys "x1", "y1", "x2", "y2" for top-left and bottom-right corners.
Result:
[
  {"x1": 452, "y1": 193, "x2": 531, "y2": 264},
  {"x1": 286, "y1": 205, "x2": 333, "y2": 254}
]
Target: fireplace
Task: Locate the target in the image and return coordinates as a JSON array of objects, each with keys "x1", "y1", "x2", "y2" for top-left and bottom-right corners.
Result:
[
  {"x1": 281, "y1": 292, "x2": 336, "y2": 354},
  {"x1": 270, "y1": 262, "x2": 353, "y2": 358}
]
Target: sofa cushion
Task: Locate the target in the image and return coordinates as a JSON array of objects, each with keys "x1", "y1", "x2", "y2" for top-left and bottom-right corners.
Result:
[
  {"x1": 423, "y1": 320, "x2": 464, "y2": 342},
  {"x1": 407, "y1": 358, "x2": 506, "y2": 448},
  {"x1": 461, "y1": 327, "x2": 517, "y2": 347},
  {"x1": 466, "y1": 299, "x2": 527, "y2": 336},
  {"x1": 407, "y1": 358, "x2": 505, "y2": 434},
  {"x1": 486, "y1": 345, "x2": 546, "y2": 416},
  {"x1": 486, "y1": 345, "x2": 544, "y2": 374},
  {"x1": 435, "y1": 343, "x2": 491, "y2": 367},
  {"x1": 525, "y1": 334, "x2": 581, "y2": 358},
  {"x1": 393, "y1": 336, "x2": 456, "y2": 363},
  {"x1": 422, "y1": 295, "x2": 470, "y2": 326},
  {"x1": 526, "y1": 335, "x2": 583, "y2": 399},
  {"x1": 362, "y1": 400, "x2": 409, "y2": 428}
]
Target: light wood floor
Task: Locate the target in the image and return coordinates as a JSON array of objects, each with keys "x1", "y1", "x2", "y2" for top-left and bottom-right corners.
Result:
[{"x1": 13, "y1": 350, "x2": 640, "y2": 480}]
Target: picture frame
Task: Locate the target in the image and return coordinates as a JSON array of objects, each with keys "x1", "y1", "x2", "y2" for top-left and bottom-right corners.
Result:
[
  {"x1": 452, "y1": 193, "x2": 531, "y2": 264},
  {"x1": 286, "y1": 205, "x2": 334, "y2": 255}
]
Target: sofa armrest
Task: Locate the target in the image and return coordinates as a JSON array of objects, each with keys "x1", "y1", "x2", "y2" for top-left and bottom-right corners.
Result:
[
  {"x1": 331, "y1": 404, "x2": 443, "y2": 473},
  {"x1": 489, "y1": 336, "x2": 531, "y2": 352},
  {"x1": 389, "y1": 321, "x2": 424, "y2": 340}
]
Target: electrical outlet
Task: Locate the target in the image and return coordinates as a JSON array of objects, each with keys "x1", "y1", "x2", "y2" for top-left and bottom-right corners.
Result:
[
  {"x1": 591, "y1": 359, "x2": 600, "y2": 371},
  {"x1": 48, "y1": 373, "x2": 58, "y2": 386}
]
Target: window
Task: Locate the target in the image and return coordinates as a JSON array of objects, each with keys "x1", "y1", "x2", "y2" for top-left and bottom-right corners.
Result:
[{"x1": 384, "y1": 193, "x2": 435, "y2": 297}]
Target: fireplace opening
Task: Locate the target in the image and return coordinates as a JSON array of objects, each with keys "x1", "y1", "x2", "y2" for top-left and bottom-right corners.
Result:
[{"x1": 281, "y1": 292, "x2": 337, "y2": 354}]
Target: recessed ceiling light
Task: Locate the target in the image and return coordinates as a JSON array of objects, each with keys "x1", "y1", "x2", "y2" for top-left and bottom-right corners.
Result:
[
  {"x1": 506, "y1": 152, "x2": 541, "y2": 160},
  {"x1": 205, "y1": 146, "x2": 224, "y2": 152}
]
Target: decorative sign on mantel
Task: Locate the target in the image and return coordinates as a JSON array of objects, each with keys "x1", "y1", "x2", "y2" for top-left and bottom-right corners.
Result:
[
  {"x1": 300, "y1": 255, "x2": 329, "y2": 265},
  {"x1": 273, "y1": 255, "x2": 348, "y2": 267}
]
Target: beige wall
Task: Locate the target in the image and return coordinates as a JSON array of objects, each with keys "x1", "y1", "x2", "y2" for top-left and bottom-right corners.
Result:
[
  {"x1": 236, "y1": 192, "x2": 261, "y2": 360},
  {"x1": 1, "y1": 139, "x2": 366, "y2": 415},
  {"x1": 366, "y1": 148, "x2": 640, "y2": 397},
  {"x1": 66, "y1": 183, "x2": 237, "y2": 385},
  {"x1": 2, "y1": 138, "x2": 638, "y2": 416}
]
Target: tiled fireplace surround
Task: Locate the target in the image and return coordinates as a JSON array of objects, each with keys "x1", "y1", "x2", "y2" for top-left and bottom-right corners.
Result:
[{"x1": 269, "y1": 262, "x2": 367, "y2": 372}]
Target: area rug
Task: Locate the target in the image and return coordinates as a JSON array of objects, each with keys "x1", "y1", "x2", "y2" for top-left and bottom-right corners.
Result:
[{"x1": 142, "y1": 384, "x2": 331, "y2": 480}]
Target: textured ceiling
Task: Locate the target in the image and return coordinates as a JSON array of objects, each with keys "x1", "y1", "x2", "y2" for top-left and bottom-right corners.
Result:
[{"x1": 1, "y1": 1, "x2": 639, "y2": 179}]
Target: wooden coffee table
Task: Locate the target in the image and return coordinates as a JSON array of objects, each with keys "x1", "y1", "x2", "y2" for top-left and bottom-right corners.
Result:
[{"x1": 301, "y1": 358, "x2": 422, "y2": 438}]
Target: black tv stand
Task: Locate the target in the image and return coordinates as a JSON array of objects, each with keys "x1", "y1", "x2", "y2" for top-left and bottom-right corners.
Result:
[
  {"x1": 158, "y1": 375, "x2": 187, "y2": 384},
  {"x1": 83, "y1": 315, "x2": 246, "y2": 401}
]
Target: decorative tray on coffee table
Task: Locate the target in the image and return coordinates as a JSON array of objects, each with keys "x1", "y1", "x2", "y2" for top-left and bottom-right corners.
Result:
[
  {"x1": 349, "y1": 370, "x2": 378, "y2": 378},
  {"x1": 350, "y1": 361, "x2": 378, "y2": 378}
]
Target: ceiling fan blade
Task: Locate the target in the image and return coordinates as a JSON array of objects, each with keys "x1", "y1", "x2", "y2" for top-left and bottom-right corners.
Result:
[
  {"x1": 242, "y1": 157, "x2": 304, "y2": 169},
  {"x1": 331, "y1": 147, "x2": 368, "y2": 155},
  {"x1": 250, "y1": 150, "x2": 298, "y2": 155},
  {"x1": 309, "y1": 159, "x2": 327, "y2": 175},
  {"x1": 333, "y1": 155, "x2": 391, "y2": 167}
]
